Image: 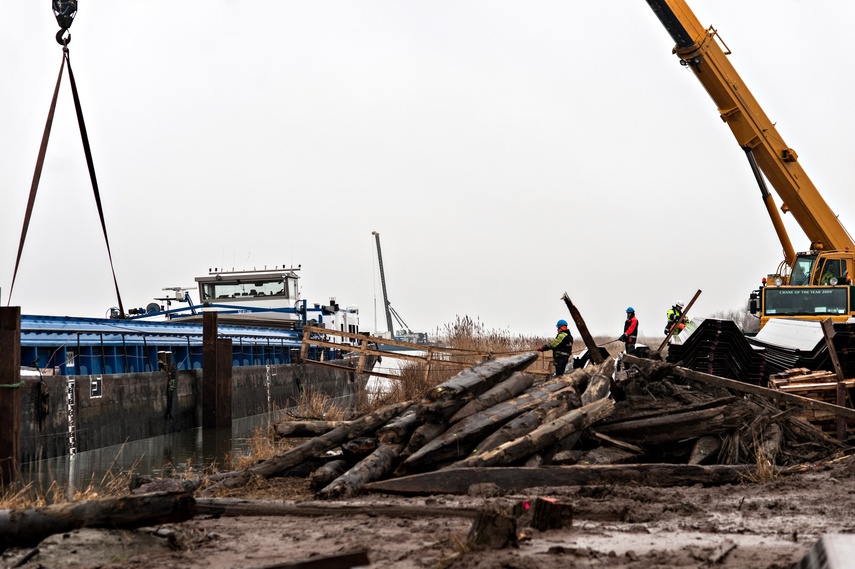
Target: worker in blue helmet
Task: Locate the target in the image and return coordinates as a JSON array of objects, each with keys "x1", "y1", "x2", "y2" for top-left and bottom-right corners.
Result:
[
  {"x1": 537, "y1": 319, "x2": 574, "y2": 377},
  {"x1": 619, "y1": 307, "x2": 639, "y2": 355}
]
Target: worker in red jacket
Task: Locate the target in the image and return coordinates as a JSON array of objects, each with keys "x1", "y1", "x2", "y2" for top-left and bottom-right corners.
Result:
[{"x1": 619, "y1": 307, "x2": 639, "y2": 355}]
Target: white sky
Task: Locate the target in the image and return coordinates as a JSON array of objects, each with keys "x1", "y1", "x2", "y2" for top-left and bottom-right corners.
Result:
[{"x1": 2, "y1": 1, "x2": 854, "y2": 339}]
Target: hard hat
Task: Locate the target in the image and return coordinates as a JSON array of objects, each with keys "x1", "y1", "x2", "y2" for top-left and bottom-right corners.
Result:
[
  {"x1": 676, "y1": 300, "x2": 685, "y2": 309},
  {"x1": 556, "y1": 319, "x2": 568, "y2": 328},
  {"x1": 626, "y1": 307, "x2": 635, "y2": 313}
]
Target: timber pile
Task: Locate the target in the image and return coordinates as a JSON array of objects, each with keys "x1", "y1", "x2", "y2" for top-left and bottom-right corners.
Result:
[
  {"x1": 768, "y1": 368, "x2": 855, "y2": 436},
  {"x1": 214, "y1": 350, "x2": 851, "y2": 498}
]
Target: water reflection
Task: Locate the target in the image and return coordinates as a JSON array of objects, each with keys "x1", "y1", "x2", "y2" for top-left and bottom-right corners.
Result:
[{"x1": 21, "y1": 412, "x2": 283, "y2": 491}]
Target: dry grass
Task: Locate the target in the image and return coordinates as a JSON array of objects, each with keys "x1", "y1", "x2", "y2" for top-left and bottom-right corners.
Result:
[
  {"x1": 289, "y1": 386, "x2": 350, "y2": 421},
  {"x1": 0, "y1": 463, "x2": 134, "y2": 509},
  {"x1": 745, "y1": 430, "x2": 780, "y2": 484}
]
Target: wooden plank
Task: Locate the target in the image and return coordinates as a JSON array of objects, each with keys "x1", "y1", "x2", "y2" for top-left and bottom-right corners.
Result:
[
  {"x1": 194, "y1": 498, "x2": 481, "y2": 518},
  {"x1": 622, "y1": 355, "x2": 855, "y2": 421},
  {"x1": 658, "y1": 289, "x2": 701, "y2": 353},
  {"x1": 364, "y1": 464, "x2": 754, "y2": 495},
  {"x1": 302, "y1": 325, "x2": 484, "y2": 355},
  {"x1": 822, "y1": 318, "x2": 849, "y2": 441},
  {"x1": 778, "y1": 381, "x2": 855, "y2": 392},
  {"x1": 561, "y1": 292, "x2": 602, "y2": 364}
]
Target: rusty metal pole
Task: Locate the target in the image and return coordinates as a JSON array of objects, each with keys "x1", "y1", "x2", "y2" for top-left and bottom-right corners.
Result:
[
  {"x1": 216, "y1": 338, "x2": 233, "y2": 428},
  {"x1": 0, "y1": 307, "x2": 22, "y2": 485},
  {"x1": 203, "y1": 312, "x2": 233, "y2": 429}
]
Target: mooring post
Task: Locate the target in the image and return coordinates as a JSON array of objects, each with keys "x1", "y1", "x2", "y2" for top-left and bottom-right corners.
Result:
[
  {"x1": 203, "y1": 312, "x2": 233, "y2": 429},
  {"x1": 0, "y1": 307, "x2": 22, "y2": 486}
]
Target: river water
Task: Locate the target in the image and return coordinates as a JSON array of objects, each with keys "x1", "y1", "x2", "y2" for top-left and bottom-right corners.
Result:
[
  {"x1": 19, "y1": 352, "x2": 418, "y2": 493},
  {"x1": 20, "y1": 412, "x2": 282, "y2": 493}
]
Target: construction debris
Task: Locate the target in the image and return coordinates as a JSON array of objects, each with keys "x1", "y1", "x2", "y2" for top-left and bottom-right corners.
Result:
[{"x1": 230, "y1": 346, "x2": 852, "y2": 500}]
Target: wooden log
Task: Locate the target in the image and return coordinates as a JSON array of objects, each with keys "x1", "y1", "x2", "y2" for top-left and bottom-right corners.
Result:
[
  {"x1": 317, "y1": 444, "x2": 404, "y2": 499},
  {"x1": 530, "y1": 497, "x2": 573, "y2": 531},
  {"x1": 467, "y1": 390, "x2": 581, "y2": 458},
  {"x1": 194, "y1": 498, "x2": 482, "y2": 519},
  {"x1": 416, "y1": 353, "x2": 538, "y2": 423},
  {"x1": 376, "y1": 409, "x2": 421, "y2": 444},
  {"x1": 452, "y1": 398, "x2": 615, "y2": 469},
  {"x1": 562, "y1": 292, "x2": 603, "y2": 365},
  {"x1": 551, "y1": 450, "x2": 585, "y2": 465},
  {"x1": 449, "y1": 372, "x2": 535, "y2": 423},
  {"x1": 405, "y1": 380, "x2": 581, "y2": 470},
  {"x1": 589, "y1": 431, "x2": 645, "y2": 455},
  {"x1": 274, "y1": 420, "x2": 349, "y2": 438},
  {"x1": 341, "y1": 437, "x2": 378, "y2": 463},
  {"x1": 467, "y1": 510, "x2": 518, "y2": 550},
  {"x1": 364, "y1": 464, "x2": 755, "y2": 495},
  {"x1": 309, "y1": 459, "x2": 348, "y2": 492},
  {"x1": 400, "y1": 421, "x2": 447, "y2": 461},
  {"x1": 688, "y1": 435, "x2": 722, "y2": 465},
  {"x1": 580, "y1": 358, "x2": 616, "y2": 405},
  {"x1": 575, "y1": 446, "x2": 640, "y2": 465},
  {"x1": 594, "y1": 399, "x2": 754, "y2": 445},
  {"x1": 201, "y1": 401, "x2": 412, "y2": 495},
  {"x1": 758, "y1": 422, "x2": 783, "y2": 463},
  {"x1": 251, "y1": 549, "x2": 369, "y2": 569},
  {"x1": 0, "y1": 491, "x2": 195, "y2": 551}
]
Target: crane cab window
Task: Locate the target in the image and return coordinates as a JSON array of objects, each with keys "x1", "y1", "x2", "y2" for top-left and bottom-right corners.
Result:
[
  {"x1": 814, "y1": 260, "x2": 848, "y2": 285},
  {"x1": 789, "y1": 255, "x2": 816, "y2": 286}
]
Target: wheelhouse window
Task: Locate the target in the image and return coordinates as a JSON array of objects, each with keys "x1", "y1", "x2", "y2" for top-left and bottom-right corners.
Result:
[{"x1": 201, "y1": 276, "x2": 298, "y2": 301}]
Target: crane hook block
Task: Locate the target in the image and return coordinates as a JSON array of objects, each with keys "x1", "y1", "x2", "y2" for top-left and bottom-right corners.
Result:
[{"x1": 52, "y1": 0, "x2": 77, "y2": 32}]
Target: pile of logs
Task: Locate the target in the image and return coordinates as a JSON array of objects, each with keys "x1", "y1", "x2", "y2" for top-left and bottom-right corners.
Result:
[{"x1": 200, "y1": 350, "x2": 850, "y2": 498}]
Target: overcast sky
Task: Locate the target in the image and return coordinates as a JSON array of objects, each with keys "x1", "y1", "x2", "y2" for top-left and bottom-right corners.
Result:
[{"x1": 2, "y1": 1, "x2": 854, "y2": 339}]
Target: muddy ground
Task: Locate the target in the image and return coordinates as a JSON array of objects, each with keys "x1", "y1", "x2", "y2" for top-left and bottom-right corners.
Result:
[{"x1": 2, "y1": 455, "x2": 854, "y2": 569}]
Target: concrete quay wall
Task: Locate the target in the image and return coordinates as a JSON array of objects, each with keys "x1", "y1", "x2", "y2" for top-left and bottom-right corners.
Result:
[{"x1": 19, "y1": 363, "x2": 361, "y2": 463}]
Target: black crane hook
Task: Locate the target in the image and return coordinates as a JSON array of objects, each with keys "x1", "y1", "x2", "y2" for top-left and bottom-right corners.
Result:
[{"x1": 52, "y1": 0, "x2": 77, "y2": 45}]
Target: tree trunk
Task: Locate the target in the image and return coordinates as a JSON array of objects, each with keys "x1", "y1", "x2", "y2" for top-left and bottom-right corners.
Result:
[
  {"x1": 530, "y1": 497, "x2": 574, "y2": 531},
  {"x1": 317, "y1": 444, "x2": 404, "y2": 499},
  {"x1": 416, "y1": 353, "x2": 538, "y2": 423},
  {"x1": 400, "y1": 421, "x2": 448, "y2": 461},
  {"x1": 581, "y1": 358, "x2": 616, "y2": 405},
  {"x1": 309, "y1": 459, "x2": 348, "y2": 491},
  {"x1": 0, "y1": 492, "x2": 195, "y2": 551},
  {"x1": 404, "y1": 382, "x2": 581, "y2": 470},
  {"x1": 688, "y1": 435, "x2": 722, "y2": 465},
  {"x1": 467, "y1": 510, "x2": 518, "y2": 550},
  {"x1": 376, "y1": 409, "x2": 421, "y2": 444},
  {"x1": 467, "y1": 390, "x2": 581, "y2": 458},
  {"x1": 451, "y1": 398, "x2": 615, "y2": 469},
  {"x1": 201, "y1": 401, "x2": 411, "y2": 495},
  {"x1": 449, "y1": 372, "x2": 535, "y2": 423},
  {"x1": 273, "y1": 420, "x2": 349, "y2": 438}
]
